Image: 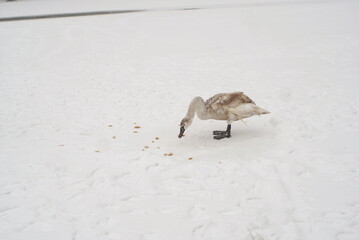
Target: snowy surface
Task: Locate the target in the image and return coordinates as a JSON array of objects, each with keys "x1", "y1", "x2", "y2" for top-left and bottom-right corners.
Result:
[
  {"x1": 0, "y1": 0, "x2": 335, "y2": 18},
  {"x1": 1, "y1": 0, "x2": 359, "y2": 240}
]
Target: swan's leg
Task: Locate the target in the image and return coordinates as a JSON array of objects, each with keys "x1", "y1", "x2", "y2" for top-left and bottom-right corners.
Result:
[
  {"x1": 213, "y1": 124, "x2": 231, "y2": 140},
  {"x1": 227, "y1": 124, "x2": 231, "y2": 137}
]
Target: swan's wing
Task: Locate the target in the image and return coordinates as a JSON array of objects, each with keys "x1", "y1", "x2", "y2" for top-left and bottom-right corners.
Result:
[
  {"x1": 206, "y1": 92, "x2": 255, "y2": 113},
  {"x1": 229, "y1": 103, "x2": 270, "y2": 119}
]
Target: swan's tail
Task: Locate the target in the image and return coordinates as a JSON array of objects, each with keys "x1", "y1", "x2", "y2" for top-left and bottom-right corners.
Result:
[{"x1": 256, "y1": 105, "x2": 270, "y2": 115}]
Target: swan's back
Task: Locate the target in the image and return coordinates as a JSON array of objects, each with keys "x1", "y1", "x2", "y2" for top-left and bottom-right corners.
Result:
[{"x1": 206, "y1": 92, "x2": 255, "y2": 112}]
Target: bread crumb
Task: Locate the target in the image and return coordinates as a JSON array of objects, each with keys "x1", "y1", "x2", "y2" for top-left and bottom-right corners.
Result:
[
  {"x1": 134, "y1": 126, "x2": 141, "y2": 129},
  {"x1": 133, "y1": 131, "x2": 138, "y2": 133},
  {"x1": 58, "y1": 144, "x2": 64, "y2": 147},
  {"x1": 188, "y1": 157, "x2": 193, "y2": 160},
  {"x1": 155, "y1": 137, "x2": 159, "y2": 140},
  {"x1": 95, "y1": 150, "x2": 100, "y2": 153},
  {"x1": 144, "y1": 146, "x2": 149, "y2": 149},
  {"x1": 112, "y1": 136, "x2": 116, "y2": 139},
  {"x1": 108, "y1": 124, "x2": 113, "y2": 127},
  {"x1": 168, "y1": 153, "x2": 173, "y2": 156}
]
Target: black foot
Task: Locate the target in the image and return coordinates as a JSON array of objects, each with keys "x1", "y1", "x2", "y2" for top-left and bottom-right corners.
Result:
[
  {"x1": 214, "y1": 134, "x2": 231, "y2": 140},
  {"x1": 213, "y1": 124, "x2": 232, "y2": 140},
  {"x1": 213, "y1": 131, "x2": 227, "y2": 135}
]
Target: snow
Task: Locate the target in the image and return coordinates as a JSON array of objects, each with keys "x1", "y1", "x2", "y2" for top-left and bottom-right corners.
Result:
[
  {"x1": 1, "y1": 0, "x2": 359, "y2": 239},
  {"x1": 0, "y1": 0, "x2": 330, "y2": 18}
]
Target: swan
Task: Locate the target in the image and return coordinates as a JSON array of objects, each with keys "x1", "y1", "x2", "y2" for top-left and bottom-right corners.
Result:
[{"x1": 178, "y1": 92, "x2": 270, "y2": 139}]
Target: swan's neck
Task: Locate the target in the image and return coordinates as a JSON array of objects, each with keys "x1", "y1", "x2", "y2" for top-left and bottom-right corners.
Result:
[{"x1": 186, "y1": 97, "x2": 208, "y2": 120}]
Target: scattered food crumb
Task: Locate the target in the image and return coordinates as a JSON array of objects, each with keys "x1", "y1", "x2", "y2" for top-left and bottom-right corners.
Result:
[
  {"x1": 144, "y1": 146, "x2": 149, "y2": 149},
  {"x1": 155, "y1": 137, "x2": 159, "y2": 140},
  {"x1": 157, "y1": 147, "x2": 160, "y2": 149},
  {"x1": 133, "y1": 131, "x2": 138, "y2": 133},
  {"x1": 164, "y1": 153, "x2": 168, "y2": 156},
  {"x1": 219, "y1": 162, "x2": 222, "y2": 164},
  {"x1": 58, "y1": 144, "x2": 64, "y2": 146},
  {"x1": 134, "y1": 126, "x2": 141, "y2": 129},
  {"x1": 95, "y1": 150, "x2": 100, "y2": 153},
  {"x1": 133, "y1": 122, "x2": 137, "y2": 124},
  {"x1": 112, "y1": 136, "x2": 116, "y2": 139},
  {"x1": 166, "y1": 153, "x2": 173, "y2": 156},
  {"x1": 108, "y1": 124, "x2": 113, "y2": 127},
  {"x1": 188, "y1": 157, "x2": 193, "y2": 160},
  {"x1": 152, "y1": 141, "x2": 154, "y2": 143}
]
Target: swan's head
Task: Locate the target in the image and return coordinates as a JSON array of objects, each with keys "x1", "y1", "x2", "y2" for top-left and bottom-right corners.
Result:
[{"x1": 178, "y1": 117, "x2": 192, "y2": 138}]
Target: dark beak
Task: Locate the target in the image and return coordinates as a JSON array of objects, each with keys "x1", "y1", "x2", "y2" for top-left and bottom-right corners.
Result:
[{"x1": 178, "y1": 127, "x2": 185, "y2": 138}]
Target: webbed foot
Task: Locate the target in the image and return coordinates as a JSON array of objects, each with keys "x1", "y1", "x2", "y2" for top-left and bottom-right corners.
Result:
[
  {"x1": 213, "y1": 134, "x2": 231, "y2": 140},
  {"x1": 213, "y1": 124, "x2": 232, "y2": 140},
  {"x1": 213, "y1": 131, "x2": 227, "y2": 135}
]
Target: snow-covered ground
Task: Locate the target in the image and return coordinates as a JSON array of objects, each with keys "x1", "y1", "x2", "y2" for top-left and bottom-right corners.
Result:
[
  {"x1": 0, "y1": 0, "x2": 333, "y2": 18},
  {"x1": 1, "y1": 0, "x2": 359, "y2": 239}
]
